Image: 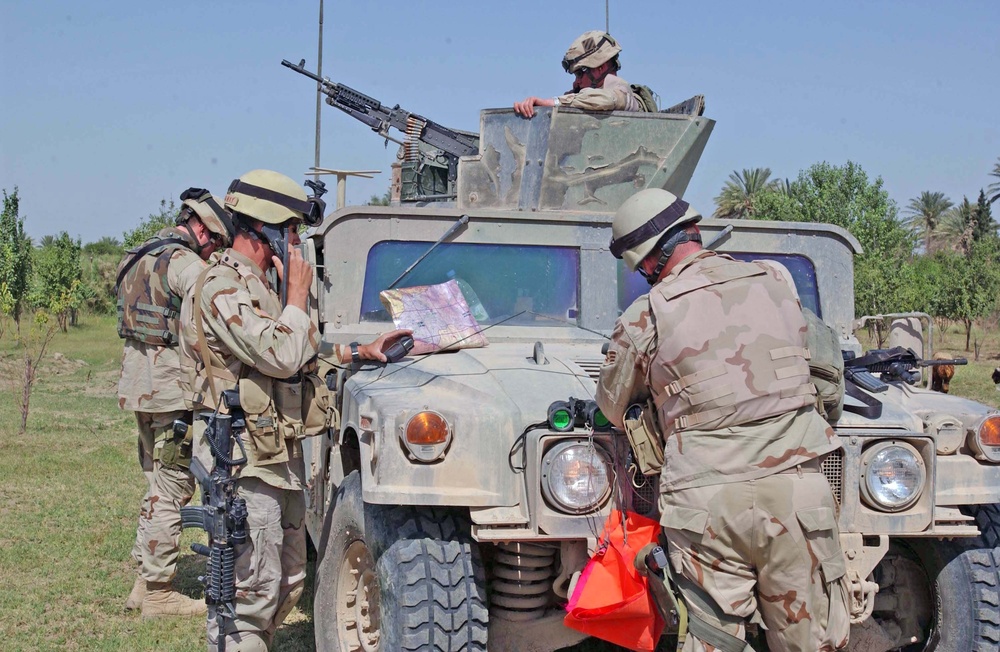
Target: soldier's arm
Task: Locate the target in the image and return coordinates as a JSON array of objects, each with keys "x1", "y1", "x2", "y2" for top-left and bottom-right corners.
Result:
[
  {"x1": 168, "y1": 249, "x2": 209, "y2": 298},
  {"x1": 596, "y1": 300, "x2": 656, "y2": 429},
  {"x1": 558, "y1": 78, "x2": 640, "y2": 112},
  {"x1": 202, "y1": 278, "x2": 319, "y2": 378}
]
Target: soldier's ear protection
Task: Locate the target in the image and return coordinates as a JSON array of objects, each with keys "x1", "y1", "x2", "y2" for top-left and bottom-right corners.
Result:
[{"x1": 226, "y1": 179, "x2": 326, "y2": 227}]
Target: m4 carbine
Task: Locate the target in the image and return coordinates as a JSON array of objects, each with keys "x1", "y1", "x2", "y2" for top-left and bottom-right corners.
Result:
[
  {"x1": 281, "y1": 58, "x2": 479, "y2": 186},
  {"x1": 180, "y1": 389, "x2": 249, "y2": 652}
]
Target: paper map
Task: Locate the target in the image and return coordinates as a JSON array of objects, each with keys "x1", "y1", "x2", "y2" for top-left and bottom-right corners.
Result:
[{"x1": 379, "y1": 279, "x2": 489, "y2": 355}]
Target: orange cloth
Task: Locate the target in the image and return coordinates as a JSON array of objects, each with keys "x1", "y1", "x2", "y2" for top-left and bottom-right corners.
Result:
[{"x1": 564, "y1": 510, "x2": 665, "y2": 651}]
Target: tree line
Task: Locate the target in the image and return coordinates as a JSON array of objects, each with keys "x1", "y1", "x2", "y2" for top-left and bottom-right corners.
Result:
[
  {"x1": 0, "y1": 189, "x2": 177, "y2": 332},
  {"x1": 713, "y1": 158, "x2": 1000, "y2": 355}
]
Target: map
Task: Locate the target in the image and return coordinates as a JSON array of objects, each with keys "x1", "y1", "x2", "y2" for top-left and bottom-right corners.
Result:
[{"x1": 379, "y1": 279, "x2": 489, "y2": 355}]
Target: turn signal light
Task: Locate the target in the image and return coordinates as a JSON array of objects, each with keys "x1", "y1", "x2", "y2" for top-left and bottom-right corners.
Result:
[
  {"x1": 405, "y1": 411, "x2": 449, "y2": 445},
  {"x1": 979, "y1": 416, "x2": 1000, "y2": 446}
]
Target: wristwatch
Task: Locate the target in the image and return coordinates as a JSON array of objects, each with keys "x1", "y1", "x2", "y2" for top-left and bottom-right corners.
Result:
[{"x1": 349, "y1": 342, "x2": 360, "y2": 365}]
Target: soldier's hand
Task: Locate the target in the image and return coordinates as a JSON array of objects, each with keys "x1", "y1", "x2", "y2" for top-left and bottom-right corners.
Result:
[
  {"x1": 514, "y1": 96, "x2": 555, "y2": 118},
  {"x1": 359, "y1": 329, "x2": 414, "y2": 362},
  {"x1": 272, "y1": 248, "x2": 314, "y2": 310}
]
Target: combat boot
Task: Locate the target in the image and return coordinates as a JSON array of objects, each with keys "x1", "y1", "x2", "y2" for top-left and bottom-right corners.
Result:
[
  {"x1": 141, "y1": 582, "x2": 206, "y2": 617},
  {"x1": 124, "y1": 574, "x2": 145, "y2": 611}
]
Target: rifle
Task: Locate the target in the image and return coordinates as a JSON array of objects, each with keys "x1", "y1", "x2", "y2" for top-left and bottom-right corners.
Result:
[
  {"x1": 281, "y1": 58, "x2": 479, "y2": 185},
  {"x1": 844, "y1": 346, "x2": 967, "y2": 390},
  {"x1": 180, "y1": 389, "x2": 249, "y2": 652}
]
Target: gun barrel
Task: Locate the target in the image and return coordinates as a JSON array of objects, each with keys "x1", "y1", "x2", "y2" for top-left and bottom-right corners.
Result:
[
  {"x1": 281, "y1": 59, "x2": 325, "y2": 84},
  {"x1": 919, "y1": 358, "x2": 968, "y2": 366}
]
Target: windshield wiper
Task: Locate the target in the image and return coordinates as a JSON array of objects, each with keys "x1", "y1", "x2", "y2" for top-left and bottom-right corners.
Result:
[{"x1": 387, "y1": 214, "x2": 470, "y2": 290}]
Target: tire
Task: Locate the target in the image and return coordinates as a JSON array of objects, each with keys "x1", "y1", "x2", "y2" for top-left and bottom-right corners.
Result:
[
  {"x1": 923, "y1": 505, "x2": 1000, "y2": 652},
  {"x1": 314, "y1": 471, "x2": 488, "y2": 652}
]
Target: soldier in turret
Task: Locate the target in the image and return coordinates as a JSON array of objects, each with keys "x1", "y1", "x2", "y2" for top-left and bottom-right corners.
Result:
[
  {"x1": 117, "y1": 188, "x2": 235, "y2": 616},
  {"x1": 179, "y1": 169, "x2": 409, "y2": 651},
  {"x1": 596, "y1": 188, "x2": 850, "y2": 651},
  {"x1": 514, "y1": 30, "x2": 643, "y2": 118}
]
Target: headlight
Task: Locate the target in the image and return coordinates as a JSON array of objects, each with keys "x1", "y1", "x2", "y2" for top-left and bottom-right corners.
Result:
[
  {"x1": 860, "y1": 441, "x2": 925, "y2": 511},
  {"x1": 969, "y1": 415, "x2": 1000, "y2": 462},
  {"x1": 540, "y1": 441, "x2": 611, "y2": 514}
]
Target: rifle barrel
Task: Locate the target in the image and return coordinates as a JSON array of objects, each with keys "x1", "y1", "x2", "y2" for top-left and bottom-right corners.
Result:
[{"x1": 281, "y1": 59, "x2": 325, "y2": 84}]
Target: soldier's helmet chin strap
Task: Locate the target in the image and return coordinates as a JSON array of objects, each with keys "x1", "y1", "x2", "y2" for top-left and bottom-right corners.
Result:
[{"x1": 639, "y1": 228, "x2": 702, "y2": 286}]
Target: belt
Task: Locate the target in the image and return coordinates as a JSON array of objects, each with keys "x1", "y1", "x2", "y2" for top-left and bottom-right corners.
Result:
[{"x1": 777, "y1": 457, "x2": 823, "y2": 474}]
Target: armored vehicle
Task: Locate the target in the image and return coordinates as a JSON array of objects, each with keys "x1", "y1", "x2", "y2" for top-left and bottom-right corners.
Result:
[{"x1": 300, "y1": 99, "x2": 1000, "y2": 652}]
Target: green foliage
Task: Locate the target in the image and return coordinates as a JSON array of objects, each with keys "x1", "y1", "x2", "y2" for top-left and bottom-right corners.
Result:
[
  {"x1": 0, "y1": 188, "x2": 33, "y2": 323},
  {"x1": 988, "y1": 156, "x2": 1000, "y2": 205},
  {"x1": 932, "y1": 238, "x2": 1000, "y2": 350},
  {"x1": 79, "y1": 253, "x2": 120, "y2": 315},
  {"x1": 82, "y1": 236, "x2": 124, "y2": 257},
  {"x1": 903, "y1": 191, "x2": 952, "y2": 253},
  {"x1": 123, "y1": 199, "x2": 178, "y2": 249},
  {"x1": 750, "y1": 161, "x2": 915, "y2": 320},
  {"x1": 712, "y1": 167, "x2": 781, "y2": 219},
  {"x1": 367, "y1": 188, "x2": 392, "y2": 206},
  {"x1": 31, "y1": 232, "x2": 82, "y2": 331},
  {"x1": 974, "y1": 189, "x2": 996, "y2": 241}
]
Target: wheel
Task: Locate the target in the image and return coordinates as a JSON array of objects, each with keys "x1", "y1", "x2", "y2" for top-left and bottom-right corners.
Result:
[
  {"x1": 922, "y1": 505, "x2": 1000, "y2": 651},
  {"x1": 868, "y1": 505, "x2": 1000, "y2": 652},
  {"x1": 314, "y1": 471, "x2": 489, "y2": 651}
]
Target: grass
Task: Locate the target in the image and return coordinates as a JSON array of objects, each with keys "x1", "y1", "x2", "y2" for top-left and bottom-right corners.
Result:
[
  {"x1": 0, "y1": 314, "x2": 312, "y2": 652},
  {"x1": 0, "y1": 314, "x2": 997, "y2": 651}
]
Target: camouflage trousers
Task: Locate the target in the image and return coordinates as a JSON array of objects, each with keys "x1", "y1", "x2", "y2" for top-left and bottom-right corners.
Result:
[
  {"x1": 207, "y1": 477, "x2": 307, "y2": 651},
  {"x1": 660, "y1": 465, "x2": 851, "y2": 652},
  {"x1": 130, "y1": 410, "x2": 196, "y2": 583}
]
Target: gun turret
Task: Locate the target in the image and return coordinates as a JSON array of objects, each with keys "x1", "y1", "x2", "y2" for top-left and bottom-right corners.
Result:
[{"x1": 282, "y1": 58, "x2": 479, "y2": 198}]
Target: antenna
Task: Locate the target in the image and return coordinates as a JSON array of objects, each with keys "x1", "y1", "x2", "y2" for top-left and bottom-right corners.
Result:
[{"x1": 605, "y1": 0, "x2": 610, "y2": 33}]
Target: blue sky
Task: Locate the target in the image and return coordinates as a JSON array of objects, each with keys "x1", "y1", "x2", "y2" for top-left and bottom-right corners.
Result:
[{"x1": 2, "y1": 1, "x2": 997, "y2": 242}]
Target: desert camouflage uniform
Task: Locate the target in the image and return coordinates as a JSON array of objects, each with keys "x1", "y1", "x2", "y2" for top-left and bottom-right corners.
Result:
[
  {"x1": 179, "y1": 249, "x2": 319, "y2": 650},
  {"x1": 558, "y1": 73, "x2": 641, "y2": 112},
  {"x1": 118, "y1": 226, "x2": 205, "y2": 584},
  {"x1": 597, "y1": 250, "x2": 850, "y2": 652}
]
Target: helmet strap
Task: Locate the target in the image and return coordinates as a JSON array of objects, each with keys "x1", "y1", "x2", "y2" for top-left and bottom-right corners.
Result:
[
  {"x1": 179, "y1": 221, "x2": 203, "y2": 255},
  {"x1": 641, "y1": 228, "x2": 702, "y2": 285}
]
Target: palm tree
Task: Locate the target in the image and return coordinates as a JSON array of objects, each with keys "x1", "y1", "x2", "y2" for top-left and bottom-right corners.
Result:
[
  {"x1": 988, "y1": 157, "x2": 1000, "y2": 205},
  {"x1": 937, "y1": 197, "x2": 975, "y2": 254},
  {"x1": 903, "y1": 191, "x2": 952, "y2": 253},
  {"x1": 713, "y1": 168, "x2": 781, "y2": 218}
]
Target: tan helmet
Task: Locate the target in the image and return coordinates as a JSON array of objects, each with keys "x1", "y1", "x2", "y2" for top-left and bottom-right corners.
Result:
[
  {"x1": 610, "y1": 189, "x2": 702, "y2": 271},
  {"x1": 179, "y1": 188, "x2": 235, "y2": 247},
  {"x1": 224, "y1": 169, "x2": 320, "y2": 226},
  {"x1": 562, "y1": 31, "x2": 622, "y2": 73}
]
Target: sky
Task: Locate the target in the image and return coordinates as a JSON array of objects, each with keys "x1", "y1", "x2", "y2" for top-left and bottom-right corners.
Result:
[{"x1": 2, "y1": 1, "x2": 998, "y2": 242}]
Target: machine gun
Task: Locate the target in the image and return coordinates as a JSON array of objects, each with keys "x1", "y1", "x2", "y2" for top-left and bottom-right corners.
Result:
[
  {"x1": 281, "y1": 58, "x2": 479, "y2": 196},
  {"x1": 180, "y1": 389, "x2": 249, "y2": 652},
  {"x1": 844, "y1": 346, "x2": 967, "y2": 393}
]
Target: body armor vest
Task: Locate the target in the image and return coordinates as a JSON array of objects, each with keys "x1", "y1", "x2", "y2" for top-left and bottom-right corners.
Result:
[
  {"x1": 648, "y1": 253, "x2": 815, "y2": 437},
  {"x1": 116, "y1": 236, "x2": 190, "y2": 346}
]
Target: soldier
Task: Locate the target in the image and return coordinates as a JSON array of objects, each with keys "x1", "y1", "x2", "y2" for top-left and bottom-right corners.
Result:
[
  {"x1": 596, "y1": 189, "x2": 850, "y2": 651},
  {"x1": 118, "y1": 188, "x2": 235, "y2": 616},
  {"x1": 514, "y1": 30, "x2": 643, "y2": 118},
  {"x1": 179, "y1": 169, "x2": 410, "y2": 651}
]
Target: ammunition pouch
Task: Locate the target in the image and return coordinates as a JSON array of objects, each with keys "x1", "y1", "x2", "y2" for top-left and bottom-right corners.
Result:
[
  {"x1": 156, "y1": 415, "x2": 194, "y2": 469},
  {"x1": 273, "y1": 375, "x2": 305, "y2": 441},
  {"x1": 238, "y1": 375, "x2": 286, "y2": 465},
  {"x1": 302, "y1": 371, "x2": 334, "y2": 436},
  {"x1": 623, "y1": 400, "x2": 664, "y2": 476}
]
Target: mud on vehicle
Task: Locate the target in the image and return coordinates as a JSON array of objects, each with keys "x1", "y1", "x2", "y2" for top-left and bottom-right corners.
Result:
[{"x1": 299, "y1": 104, "x2": 1000, "y2": 652}]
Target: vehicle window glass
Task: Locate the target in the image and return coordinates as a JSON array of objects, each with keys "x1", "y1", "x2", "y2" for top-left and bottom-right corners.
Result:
[
  {"x1": 361, "y1": 241, "x2": 580, "y2": 325},
  {"x1": 617, "y1": 253, "x2": 821, "y2": 317}
]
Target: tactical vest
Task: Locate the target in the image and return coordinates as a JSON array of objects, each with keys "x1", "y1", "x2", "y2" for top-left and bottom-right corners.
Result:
[
  {"x1": 116, "y1": 236, "x2": 191, "y2": 346},
  {"x1": 648, "y1": 253, "x2": 816, "y2": 437}
]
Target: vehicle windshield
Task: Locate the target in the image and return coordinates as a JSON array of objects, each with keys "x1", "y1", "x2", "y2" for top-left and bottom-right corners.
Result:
[
  {"x1": 360, "y1": 241, "x2": 580, "y2": 325},
  {"x1": 618, "y1": 253, "x2": 821, "y2": 316}
]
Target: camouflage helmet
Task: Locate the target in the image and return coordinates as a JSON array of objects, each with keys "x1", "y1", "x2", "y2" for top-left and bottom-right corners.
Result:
[
  {"x1": 610, "y1": 189, "x2": 702, "y2": 271},
  {"x1": 178, "y1": 188, "x2": 235, "y2": 247},
  {"x1": 562, "y1": 31, "x2": 622, "y2": 73},
  {"x1": 225, "y1": 169, "x2": 324, "y2": 226}
]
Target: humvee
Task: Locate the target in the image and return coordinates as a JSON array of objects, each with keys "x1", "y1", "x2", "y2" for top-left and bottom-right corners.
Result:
[{"x1": 300, "y1": 103, "x2": 1000, "y2": 652}]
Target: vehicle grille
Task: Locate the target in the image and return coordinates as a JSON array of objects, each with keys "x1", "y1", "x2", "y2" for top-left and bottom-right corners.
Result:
[
  {"x1": 573, "y1": 359, "x2": 602, "y2": 382},
  {"x1": 822, "y1": 449, "x2": 844, "y2": 505}
]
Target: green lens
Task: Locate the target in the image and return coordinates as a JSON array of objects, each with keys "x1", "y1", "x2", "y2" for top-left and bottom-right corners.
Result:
[
  {"x1": 551, "y1": 409, "x2": 572, "y2": 431},
  {"x1": 593, "y1": 410, "x2": 610, "y2": 429}
]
